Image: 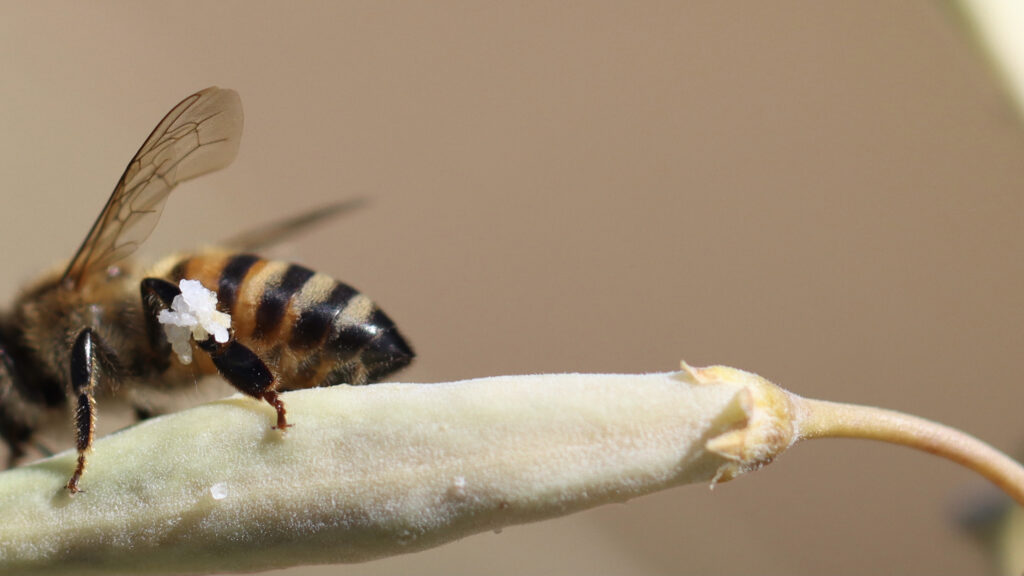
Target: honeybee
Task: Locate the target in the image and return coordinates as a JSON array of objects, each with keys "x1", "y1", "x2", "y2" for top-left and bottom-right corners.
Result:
[{"x1": 0, "y1": 87, "x2": 414, "y2": 493}]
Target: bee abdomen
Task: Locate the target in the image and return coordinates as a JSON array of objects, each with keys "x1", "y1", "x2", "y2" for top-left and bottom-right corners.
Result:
[{"x1": 166, "y1": 252, "x2": 413, "y2": 386}]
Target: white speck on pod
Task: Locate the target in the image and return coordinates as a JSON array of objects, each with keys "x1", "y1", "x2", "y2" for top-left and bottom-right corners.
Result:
[
  {"x1": 209, "y1": 482, "x2": 229, "y2": 501},
  {"x1": 447, "y1": 476, "x2": 468, "y2": 499}
]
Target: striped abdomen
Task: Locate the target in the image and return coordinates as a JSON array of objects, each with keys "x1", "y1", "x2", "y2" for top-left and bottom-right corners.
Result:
[{"x1": 159, "y1": 250, "x2": 413, "y2": 388}]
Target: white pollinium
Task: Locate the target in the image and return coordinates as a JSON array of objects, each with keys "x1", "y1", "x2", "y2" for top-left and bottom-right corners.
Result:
[{"x1": 157, "y1": 279, "x2": 232, "y2": 364}]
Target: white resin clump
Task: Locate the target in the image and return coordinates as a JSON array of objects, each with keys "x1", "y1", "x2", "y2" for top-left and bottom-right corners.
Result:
[{"x1": 157, "y1": 279, "x2": 232, "y2": 365}]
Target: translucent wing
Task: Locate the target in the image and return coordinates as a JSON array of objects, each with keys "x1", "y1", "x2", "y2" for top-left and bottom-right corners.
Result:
[
  {"x1": 220, "y1": 198, "x2": 366, "y2": 252},
  {"x1": 62, "y1": 87, "x2": 243, "y2": 288}
]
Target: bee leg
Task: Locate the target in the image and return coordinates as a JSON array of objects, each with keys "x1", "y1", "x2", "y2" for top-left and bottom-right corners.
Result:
[
  {"x1": 140, "y1": 277, "x2": 183, "y2": 370},
  {"x1": 66, "y1": 328, "x2": 105, "y2": 494},
  {"x1": 0, "y1": 422, "x2": 30, "y2": 468},
  {"x1": 0, "y1": 349, "x2": 32, "y2": 468},
  {"x1": 140, "y1": 277, "x2": 289, "y2": 429},
  {"x1": 197, "y1": 338, "x2": 290, "y2": 430},
  {"x1": 133, "y1": 405, "x2": 157, "y2": 421},
  {"x1": 0, "y1": 422, "x2": 30, "y2": 469}
]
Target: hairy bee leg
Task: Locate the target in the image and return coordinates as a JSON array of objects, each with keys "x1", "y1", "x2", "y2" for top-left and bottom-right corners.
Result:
[
  {"x1": 0, "y1": 348, "x2": 31, "y2": 468},
  {"x1": 197, "y1": 338, "x2": 290, "y2": 430},
  {"x1": 140, "y1": 277, "x2": 289, "y2": 429},
  {"x1": 140, "y1": 277, "x2": 182, "y2": 369},
  {"x1": 133, "y1": 405, "x2": 157, "y2": 421},
  {"x1": 66, "y1": 328, "x2": 104, "y2": 494},
  {"x1": 0, "y1": 421, "x2": 29, "y2": 469}
]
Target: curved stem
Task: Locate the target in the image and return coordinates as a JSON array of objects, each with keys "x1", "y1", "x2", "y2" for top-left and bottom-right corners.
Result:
[{"x1": 794, "y1": 396, "x2": 1024, "y2": 506}]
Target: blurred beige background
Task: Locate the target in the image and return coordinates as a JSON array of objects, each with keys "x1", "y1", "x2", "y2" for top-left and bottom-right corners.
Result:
[{"x1": 1, "y1": 2, "x2": 1022, "y2": 574}]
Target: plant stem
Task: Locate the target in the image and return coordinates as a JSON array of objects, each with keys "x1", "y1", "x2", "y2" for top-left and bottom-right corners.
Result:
[{"x1": 794, "y1": 396, "x2": 1024, "y2": 506}]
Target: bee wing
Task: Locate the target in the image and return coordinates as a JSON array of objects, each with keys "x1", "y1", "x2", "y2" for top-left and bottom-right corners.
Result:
[
  {"x1": 62, "y1": 87, "x2": 243, "y2": 288},
  {"x1": 220, "y1": 198, "x2": 366, "y2": 252}
]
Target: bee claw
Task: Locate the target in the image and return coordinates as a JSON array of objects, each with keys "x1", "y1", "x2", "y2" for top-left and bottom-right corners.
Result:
[
  {"x1": 65, "y1": 475, "x2": 84, "y2": 495},
  {"x1": 262, "y1": 391, "x2": 290, "y2": 431}
]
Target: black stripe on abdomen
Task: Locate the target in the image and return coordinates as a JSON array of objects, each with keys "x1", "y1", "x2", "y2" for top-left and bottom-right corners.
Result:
[
  {"x1": 290, "y1": 282, "x2": 359, "y2": 349},
  {"x1": 218, "y1": 254, "x2": 260, "y2": 312},
  {"x1": 331, "y1": 308, "x2": 392, "y2": 354},
  {"x1": 254, "y1": 264, "x2": 315, "y2": 339}
]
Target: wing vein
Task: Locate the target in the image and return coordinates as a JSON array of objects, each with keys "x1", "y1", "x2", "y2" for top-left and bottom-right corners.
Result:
[{"x1": 61, "y1": 87, "x2": 243, "y2": 288}]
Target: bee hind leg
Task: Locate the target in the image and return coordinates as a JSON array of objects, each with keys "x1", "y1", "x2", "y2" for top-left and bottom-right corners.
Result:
[
  {"x1": 197, "y1": 338, "x2": 289, "y2": 430},
  {"x1": 140, "y1": 277, "x2": 288, "y2": 430}
]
